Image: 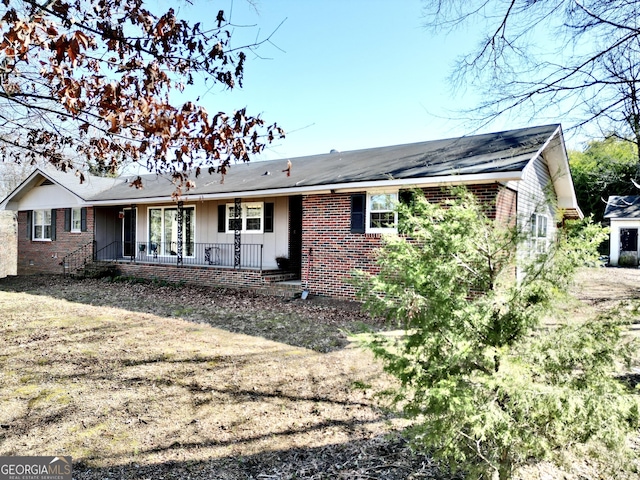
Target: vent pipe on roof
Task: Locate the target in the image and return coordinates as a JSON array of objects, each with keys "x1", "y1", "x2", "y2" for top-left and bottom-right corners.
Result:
[{"x1": 330, "y1": 149, "x2": 339, "y2": 154}]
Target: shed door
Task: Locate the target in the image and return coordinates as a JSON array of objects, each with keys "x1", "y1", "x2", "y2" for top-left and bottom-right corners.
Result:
[{"x1": 619, "y1": 228, "x2": 638, "y2": 266}]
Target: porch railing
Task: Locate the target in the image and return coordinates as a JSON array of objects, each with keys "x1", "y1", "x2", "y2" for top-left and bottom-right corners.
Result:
[{"x1": 95, "y1": 241, "x2": 264, "y2": 270}]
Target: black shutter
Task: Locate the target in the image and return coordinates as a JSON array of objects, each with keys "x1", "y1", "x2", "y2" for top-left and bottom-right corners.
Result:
[
  {"x1": 50, "y1": 209, "x2": 56, "y2": 240},
  {"x1": 217, "y1": 204, "x2": 226, "y2": 232},
  {"x1": 264, "y1": 202, "x2": 274, "y2": 233},
  {"x1": 26, "y1": 210, "x2": 32, "y2": 240},
  {"x1": 350, "y1": 194, "x2": 366, "y2": 234},
  {"x1": 81, "y1": 207, "x2": 87, "y2": 232},
  {"x1": 64, "y1": 209, "x2": 71, "y2": 231}
]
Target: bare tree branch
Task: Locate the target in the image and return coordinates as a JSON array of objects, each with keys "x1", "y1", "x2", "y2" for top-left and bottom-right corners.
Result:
[
  {"x1": 422, "y1": 0, "x2": 640, "y2": 167},
  {"x1": 0, "y1": 0, "x2": 285, "y2": 188}
]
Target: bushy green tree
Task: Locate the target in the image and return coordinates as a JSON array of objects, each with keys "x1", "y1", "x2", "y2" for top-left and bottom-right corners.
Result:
[
  {"x1": 569, "y1": 136, "x2": 638, "y2": 222},
  {"x1": 355, "y1": 190, "x2": 638, "y2": 480}
]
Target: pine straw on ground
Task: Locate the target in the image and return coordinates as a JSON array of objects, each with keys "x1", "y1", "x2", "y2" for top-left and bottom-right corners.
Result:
[{"x1": 0, "y1": 270, "x2": 638, "y2": 479}]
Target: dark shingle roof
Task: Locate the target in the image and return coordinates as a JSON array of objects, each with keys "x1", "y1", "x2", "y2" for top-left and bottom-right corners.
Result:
[
  {"x1": 604, "y1": 196, "x2": 640, "y2": 219},
  {"x1": 88, "y1": 124, "x2": 560, "y2": 202}
]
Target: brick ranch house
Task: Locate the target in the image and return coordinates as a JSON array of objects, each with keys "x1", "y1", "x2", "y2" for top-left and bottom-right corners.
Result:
[{"x1": 0, "y1": 124, "x2": 582, "y2": 299}]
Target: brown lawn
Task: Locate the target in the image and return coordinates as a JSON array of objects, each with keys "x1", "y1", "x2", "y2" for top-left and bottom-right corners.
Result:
[{"x1": 0, "y1": 269, "x2": 638, "y2": 479}]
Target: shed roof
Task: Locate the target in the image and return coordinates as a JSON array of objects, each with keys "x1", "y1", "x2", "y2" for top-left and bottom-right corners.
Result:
[{"x1": 604, "y1": 196, "x2": 640, "y2": 219}]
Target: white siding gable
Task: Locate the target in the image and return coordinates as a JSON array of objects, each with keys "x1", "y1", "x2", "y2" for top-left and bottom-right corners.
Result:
[
  {"x1": 515, "y1": 154, "x2": 558, "y2": 250},
  {"x1": 17, "y1": 183, "x2": 83, "y2": 210}
]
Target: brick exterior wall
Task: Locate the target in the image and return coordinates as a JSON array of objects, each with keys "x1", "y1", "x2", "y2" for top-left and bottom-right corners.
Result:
[
  {"x1": 115, "y1": 262, "x2": 263, "y2": 288},
  {"x1": 17, "y1": 208, "x2": 95, "y2": 275},
  {"x1": 301, "y1": 184, "x2": 518, "y2": 299},
  {"x1": 13, "y1": 184, "x2": 520, "y2": 300},
  {"x1": 420, "y1": 184, "x2": 517, "y2": 222},
  {"x1": 302, "y1": 193, "x2": 383, "y2": 299},
  {"x1": 114, "y1": 263, "x2": 299, "y2": 297}
]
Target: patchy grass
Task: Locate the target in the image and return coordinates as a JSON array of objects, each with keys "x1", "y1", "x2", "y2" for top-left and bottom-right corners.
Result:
[
  {"x1": 0, "y1": 270, "x2": 639, "y2": 479},
  {"x1": 0, "y1": 275, "x2": 379, "y2": 353},
  {"x1": 0, "y1": 275, "x2": 439, "y2": 479}
]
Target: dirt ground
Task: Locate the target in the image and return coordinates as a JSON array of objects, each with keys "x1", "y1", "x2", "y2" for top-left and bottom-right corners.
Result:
[
  {"x1": 570, "y1": 268, "x2": 640, "y2": 336},
  {"x1": 574, "y1": 267, "x2": 640, "y2": 306},
  {"x1": 0, "y1": 268, "x2": 638, "y2": 479}
]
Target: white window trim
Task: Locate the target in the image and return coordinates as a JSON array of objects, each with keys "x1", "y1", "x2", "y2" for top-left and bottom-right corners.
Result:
[
  {"x1": 366, "y1": 191, "x2": 398, "y2": 234},
  {"x1": 147, "y1": 205, "x2": 196, "y2": 257},
  {"x1": 226, "y1": 202, "x2": 264, "y2": 234},
  {"x1": 71, "y1": 207, "x2": 82, "y2": 233},
  {"x1": 32, "y1": 209, "x2": 52, "y2": 241}
]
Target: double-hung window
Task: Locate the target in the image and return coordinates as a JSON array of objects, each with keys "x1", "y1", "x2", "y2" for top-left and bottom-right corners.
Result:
[
  {"x1": 71, "y1": 207, "x2": 82, "y2": 232},
  {"x1": 148, "y1": 206, "x2": 195, "y2": 256},
  {"x1": 531, "y1": 213, "x2": 548, "y2": 253},
  {"x1": 32, "y1": 210, "x2": 52, "y2": 240},
  {"x1": 350, "y1": 192, "x2": 399, "y2": 234},
  {"x1": 367, "y1": 192, "x2": 398, "y2": 233},
  {"x1": 226, "y1": 202, "x2": 264, "y2": 233}
]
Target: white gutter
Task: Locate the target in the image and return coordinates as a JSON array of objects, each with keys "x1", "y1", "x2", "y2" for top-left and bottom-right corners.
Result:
[{"x1": 87, "y1": 171, "x2": 525, "y2": 206}]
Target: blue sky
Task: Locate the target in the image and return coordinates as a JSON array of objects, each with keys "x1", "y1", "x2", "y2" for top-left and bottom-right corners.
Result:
[{"x1": 169, "y1": 0, "x2": 521, "y2": 161}]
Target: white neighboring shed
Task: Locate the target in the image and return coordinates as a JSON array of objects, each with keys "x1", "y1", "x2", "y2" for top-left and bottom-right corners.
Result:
[{"x1": 604, "y1": 195, "x2": 640, "y2": 266}]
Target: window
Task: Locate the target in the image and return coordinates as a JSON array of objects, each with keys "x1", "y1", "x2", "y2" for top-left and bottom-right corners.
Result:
[
  {"x1": 33, "y1": 209, "x2": 52, "y2": 240},
  {"x1": 71, "y1": 208, "x2": 82, "y2": 232},
  {"x1": 367, "y1": 192, "x2": 398, "y2": 233},
  {"x1": 226, "y1": 202, "x2": 264, "y2": 233},
  {"x1": 148, "y1": 206, "x2": 195, "y2": 256},
  {"x1": 531, "y1": 213, "x2": 548, "y2": 253},
  {"x1": 65, "y1": 207, "x2": 86, "y2": 232}
]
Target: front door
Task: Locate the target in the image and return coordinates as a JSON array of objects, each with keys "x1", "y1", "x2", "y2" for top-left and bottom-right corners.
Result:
[{"x1": 122, "y1": 208, "x2": 136, "y2": 258}]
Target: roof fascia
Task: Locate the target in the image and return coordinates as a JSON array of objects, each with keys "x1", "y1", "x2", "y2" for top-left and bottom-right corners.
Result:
[
  {"x1": 88, "y1": 171, "x2": 525, "y2": 206},
  {"x1": 543, "y1": 126, "x2": 581, "y2": 211},
  {"x1": 530, "y1": 124, "x2": 561, "y2": 164}
]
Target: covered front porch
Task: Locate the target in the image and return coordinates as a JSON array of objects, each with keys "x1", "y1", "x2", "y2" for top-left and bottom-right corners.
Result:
[
  {"x1": 92, "y1": 194, "x2": 303, "y2": 276},
  {"x1": 61, "y1": 237, "x2": 301, "y2": 298}
]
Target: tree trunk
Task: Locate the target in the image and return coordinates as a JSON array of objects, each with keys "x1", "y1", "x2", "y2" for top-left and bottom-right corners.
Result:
[{"x1": 498, "y1": 448, "x2": 512, "y2": 480}]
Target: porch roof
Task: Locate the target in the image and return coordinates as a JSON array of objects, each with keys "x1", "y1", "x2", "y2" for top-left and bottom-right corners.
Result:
[{"x1": 87, "y1": 124, "x2": 561, "y2": 202}]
